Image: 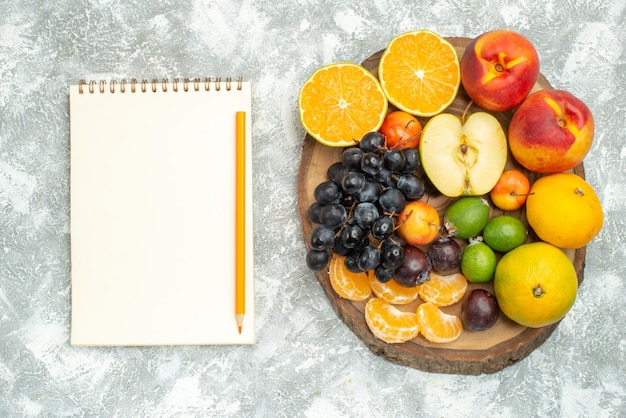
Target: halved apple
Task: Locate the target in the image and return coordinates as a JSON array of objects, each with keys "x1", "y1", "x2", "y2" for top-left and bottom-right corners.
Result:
[{"x1": 419, "y1": 112, "x2": 507, "y2": 197}]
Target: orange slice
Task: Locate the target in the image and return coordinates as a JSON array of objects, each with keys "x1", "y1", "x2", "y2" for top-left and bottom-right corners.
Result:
[
  {"x1": 364, "y1": 297, "x2": 420, "y2": 344},
  {"x1": 378, "y1": 30, "x2": 460, "y2": 117},
  {"x1": 328, "y1": 255, "x2": 372, "y2": 301},
  {"x1": 418, "y1": 272, "x2": 468, "y2": 307},
  {"x1": 299, "y1": 62, "x2": 388, "y2": 147},
  {"x1": 368, "y1": 275, "x2": 421, "y2": 305},
  {"x1": 416, "y1": 302, "x2": 462, "y2": 343}
]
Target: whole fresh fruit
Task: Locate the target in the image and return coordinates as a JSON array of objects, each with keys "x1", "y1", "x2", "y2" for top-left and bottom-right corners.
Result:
[
  {"x1": 461, "y1": 289, "x2": 500, "y2": 331},
  {"x1": 494, "y1": 242, "x2": 578, "y2": 328},
  {"x1": 397, "y1": 201, "x2": 441, "y2": 246},
  {"x1": 394, "y1": 245, "x2": 432, "y2": 287},
  {"x1": 443, "y1": 196, "x2": 491, "y2": 239},
  {"x1": 379, "y1": 111, "x2": 422, "y2": 149},
  {"x1": 489, "y1": 169, "x2": 531, "y2": 211},
  {"x1": 508, "y1": 89, "x2": 594, "y2": 173},
  {"x1": 428, "y1": 237, "x2": 462, "y2": 274},
  {"x1": 460, "y1": 30, "x2": 539, "y2": 112},
  {"x1": 482, "y1": 215, "x2": 527, "y2": 253},
  {"x1": 461, "y1": 241, "x2": 497, "y2": 283},
  {"x1": 419, "y1": 112, "x2": 507, "y2": 197},
  {"x1": 526, "y1": 173, "x2": 603, "y2": 249}
]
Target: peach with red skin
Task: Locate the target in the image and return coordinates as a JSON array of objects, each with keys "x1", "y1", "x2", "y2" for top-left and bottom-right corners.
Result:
[
  {"x1": 461, "y1": 30, "x2": 540, "y2": 112},
  {"x1": 508, "y1": 89, "x2": 594, "y2": 173},
  {"x1": 379, "y1": 111, "x2": 422, "y2": 149}
]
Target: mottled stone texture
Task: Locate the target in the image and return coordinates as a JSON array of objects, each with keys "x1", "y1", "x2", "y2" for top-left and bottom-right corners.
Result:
[{"x1": 1, "y1": 0, "x2": 625, "y2": 416}]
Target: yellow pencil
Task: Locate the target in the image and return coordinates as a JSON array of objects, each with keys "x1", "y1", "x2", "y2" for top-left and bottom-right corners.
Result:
[{"x1": 235, "y1": 111, "x2": 246, "y2": 334}]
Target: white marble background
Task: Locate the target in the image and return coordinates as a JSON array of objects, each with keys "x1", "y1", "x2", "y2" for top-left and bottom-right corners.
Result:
[{"x1": 1, "y1": 0, "x2": 625, "y2": 416}]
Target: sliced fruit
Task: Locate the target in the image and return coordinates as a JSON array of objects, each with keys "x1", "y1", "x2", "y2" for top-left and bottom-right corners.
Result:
[
  {"x1": 299, "y1": 63, "x2": 388, "y2": 147},
  {"x1": 369, "y1": 274, "x2": 421, "y2": 305},
  {"x1": 328, "y1": 255, "x2": 372, "y2": 301},
  {"x1": 420, "y1": 112, "x2": 507, "y2": 197},
  {"x1": 416, "y1": 302, "x2": 462, "y2": 343},
  {"x1": 364, "y1": 297, "x2": 420, "y2": 344},
  {"x1": 378, "y1": 30, "x2": 460, "y2": 117},
  {"x1": 418, "y1": 272, "x2": 468, "y2": 307}
]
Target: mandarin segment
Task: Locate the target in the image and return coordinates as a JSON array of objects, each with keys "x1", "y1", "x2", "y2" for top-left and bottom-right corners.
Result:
[
  {"x1": 364, "y1": 297, "x2": 420, "y2": 344},
  {"x1": 328, "y1": 255, "x2": 372, "y2": 301},
  {"x1": 417, "y1": 302, "x2": 463, "y2": 343},
  {"x1": 378, "y1": 30, "x2": 460, "y2": 117},
  {"x1": 418, "y1": 272, "x2": 468, "y2": 307},
  {"x1": 299, "y1": 63, "x2": 388, "y2": 147},
  {"x1": 368, "y1": 274, "x2": 421, "y2": 305}
]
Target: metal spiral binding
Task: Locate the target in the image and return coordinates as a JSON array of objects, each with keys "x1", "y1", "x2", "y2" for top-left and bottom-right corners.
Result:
[{"x1": 78, "y1": 76, "x2": 243, "y2": 94}]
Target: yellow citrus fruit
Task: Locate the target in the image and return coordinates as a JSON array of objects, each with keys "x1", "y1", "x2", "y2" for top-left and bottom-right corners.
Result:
[
  {"x1": 364, "y1": 297, "x2": 420, "y2": 344},
  {"x1": 328, "y1": 255, "x2": 372, "y2": 301},
  {"x1": 494, "y1": 242, "x2": 578, "y2": 328},
  {"x1": 417, "y1": 272, "x2": 468, "y2": 307},
  {"x1": 299, "y1": 63, "x2": 388, "y2": 147},
  {"x1": 416, "y1": 302, "x2": 462, "y2": 343},
  {"x1": 368, "y1": 274, "x2": 421, "y2": 305},
  {"x1": 378, "y1": 30, "x2": 461, "y2": 117},
  {"x1": 526, "y1": 173, "x2": 603, "y2": 249}
]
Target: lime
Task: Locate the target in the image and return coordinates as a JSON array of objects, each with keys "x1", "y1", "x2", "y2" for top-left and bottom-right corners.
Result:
[
  {"x1": 483, "y1": 215, "x2": 527, "y2": 253},
  {"x1": 443, "y1": 197, "x2": 490, "y2": 239},
  {"x1": 461, "y1": 241, "x2": 497, "y2": 283}
]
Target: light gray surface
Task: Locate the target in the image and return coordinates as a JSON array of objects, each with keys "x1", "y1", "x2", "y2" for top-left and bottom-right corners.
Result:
[{"x1": 1, "y1": 0, "x2": 625, "y2": 416}]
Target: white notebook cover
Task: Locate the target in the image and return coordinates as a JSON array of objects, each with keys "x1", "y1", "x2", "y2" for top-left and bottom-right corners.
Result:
[{"x1": 69, "y1": 79, "x2": 254, "y2": 346}]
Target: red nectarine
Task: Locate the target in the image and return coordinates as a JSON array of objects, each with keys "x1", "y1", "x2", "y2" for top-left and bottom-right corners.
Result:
[
  {"x1": 461, "y1": 30, "x2": 540, "y2": 112},
  {"x1": 508, "y1": 89, "x2": 594, "y2": 173}
]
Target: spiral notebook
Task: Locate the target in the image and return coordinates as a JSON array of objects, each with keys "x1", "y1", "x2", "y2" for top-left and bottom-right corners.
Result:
[{"x1": 69, "y1": 77, "x2": 254, "y2": 346}]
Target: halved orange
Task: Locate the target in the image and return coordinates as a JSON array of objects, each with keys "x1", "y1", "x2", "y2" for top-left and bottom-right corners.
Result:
[
  {"x1": 299, "y1": 63, "x2": 388, "y2": 147},
  {"x1": 368, "y1": 274, "x2": 421, "y2": 305},
  {"x1": 378, "y1": 30, "x2": 460, "y2": 117},
  {"x1": 417, "y1": 302, "x2": 462, "y2": 343},
  {"x1": 328, "y1": 255, "x2": 372, "y2": 301},
  {"x1": 364, "y1": 297, "x2": 420, "y2": 344},
  {"x1": 418, "y1": 272, "x2": 468, "y2": 307}
]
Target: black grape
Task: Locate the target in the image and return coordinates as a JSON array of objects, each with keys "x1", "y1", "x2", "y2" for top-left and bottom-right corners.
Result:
[
  {"x1": 383, "y1": 149, "x2": 406, "y2": 172},
  {"x1": 357, "y1": 245, "x2": 381, "y2": 271},
  {"x1": 402, "y1": 148, "x2": 421, "y2": 173},
  {"x1": 319, "y1": 203, "x2": 347, "y2": 229},
  {"x1": 361, "y1": 152, "x2": 383, "y2": 176},
  {"x1": 353, "y1": 202, "x2": 379, "y2": 230},
  {"x1": 341, "y1": 147, "x2": 364, "y2": 169},
  {"x1": 307, "y1": 202, "x2": 323, "y2": 224},
  {"x1": 359, "y1": 131, "x2": 385, "y2": 153},
  {"x1": 314, "y1": 181, "x2": 342, "y2": 205},
  {"x1": 306, "y1": 249, "x2": 331, "y2": 271},
  {"x1": 378, "y1": 187, "x2": 406, "y2": 214},
  {"x1": 309, "y1": 225, "x2": 335, "y2": 250},
  {"x1": 341, "y1": 171, "x2": 366, "y2": 195},
  {"x1": 396, "y1": 174, "x2": 426, "y2": 200}
]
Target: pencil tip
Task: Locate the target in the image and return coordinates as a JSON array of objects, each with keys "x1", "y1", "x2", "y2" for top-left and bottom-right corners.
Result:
[{"x1": 238, "y1": 326, "x2": 242, "y2": 334}]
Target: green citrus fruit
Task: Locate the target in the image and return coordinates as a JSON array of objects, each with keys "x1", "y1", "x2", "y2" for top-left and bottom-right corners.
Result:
[
  {"x1": 443, "y1": 197, "x2": 490, "y2": 239},
  {"x1": 494, "y1": 242, "x2": 578, "y2": 328},
  {"x1": 460, "y1": 241, "x2": 497, "y2": 283},
  {"x1": 483, "y1": 215, "x2": 527, "y2": 253}
]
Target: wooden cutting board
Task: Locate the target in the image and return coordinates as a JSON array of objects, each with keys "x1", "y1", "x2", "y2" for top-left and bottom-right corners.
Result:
[{"x1": 297, "y1": 37, "x2": 586, "y2": 375}]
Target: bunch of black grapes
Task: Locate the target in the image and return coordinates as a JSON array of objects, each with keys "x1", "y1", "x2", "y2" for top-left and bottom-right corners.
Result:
[{"x1": 305, "y1": 131, "x2": 445, "y2": 285}]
